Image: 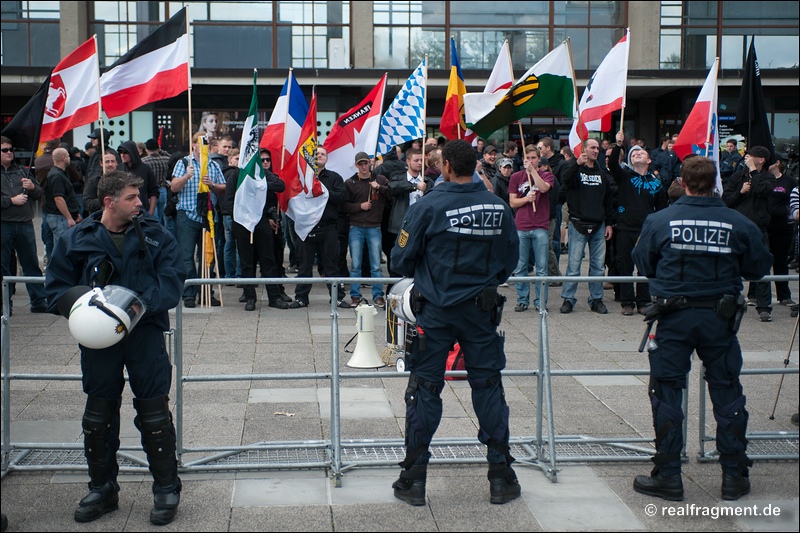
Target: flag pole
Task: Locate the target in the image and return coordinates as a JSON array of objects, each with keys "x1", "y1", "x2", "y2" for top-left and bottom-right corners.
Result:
[
  {"x1": 618, "y1": 28, "x2": 631, "y2": 134},
  {"x1": 186, "y1": 12, "x2": 193, "y2": 158},
  {"x1": 704, "y1": 58, "x2": 719, "y2": 158},
  {"x1": 504, "y1": 40, "x2": 532, "y2": 199},
  {"x1": 282, "y1": 68, "x2": 293, "y2": 171},
  {"x1": 422, "y1": 55, "x2": 428, "y2": 177},
  {"x1": 92, "y1": 35, "x2": 106, "y2": 176},
  {"x1": 747, "y1": 37, "x2": 753, "y2": 146},
  {"x1": 565, "y1": 38, "x2": 587, "y2": 155}
]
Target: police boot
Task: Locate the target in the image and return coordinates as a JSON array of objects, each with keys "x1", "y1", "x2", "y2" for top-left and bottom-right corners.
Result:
[
  {"x1": 75, "y1": 397, "x2": 121, "y2": 523},
  {"x1": 488, "y1": 463, "x2": 521, "y2": 504},
  {"x1": 134, "y1": 396, "x2": 181, "y2": 525},
  {"x1": 721, "y1": 473, "x2": 750, "y2": 501},
  {"x1": 633, "y1": 473, "x2": 684, "y2": 501},
  {"x1": 392, "y1": 465, "x2": 427, "y2": 506}
]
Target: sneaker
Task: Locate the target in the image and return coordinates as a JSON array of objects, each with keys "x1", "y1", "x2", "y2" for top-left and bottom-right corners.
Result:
[
  {"x1": 779, "y1": 298, "x2": 797, "y2": 306},
  {"x1": 337, "y1": 299, "x2": 352, "y2": 309},
  {"x1": 183, "y1": 299, "x2": 196, "y2": 309},
  {"x1": 747, "y1": 298, "x2": 757, "y2": 306},
  {"x1": 488, "y1": 464, "x2": 522, "y2": 504},
  {"x1": 759, "y1": 311, "x2": 772, "y2": 322},
  {"x1": 238, "y1": 294, "x2": 247, "y2": 303},
  {"x1": 591, "y1": 300, "x2": 608, "y2": 314},
  {"x1": 210, "y1": 296, "x2": 221, "y2": 307},
  {"x1": 560, "y1": 243, "x2": 568, "y2": 254},
  {"x1": 30, "y1": 304, "x2": 48, "y2": 313},
  {"x1": 74, "y1": 481, "x2": 120, "y2": 522},
  {"x1": 279, "y1": 292, "x2": 293, "y2": 303},
  {"x1": 621, "y1": 305, "x2": 634, "y2": 316},
  {"x1": 351, "y1": 296, "x2": 362, "y2": 307},
  {"x1": 244, "y1": 299, "x2": 256, "y2": 312},
  {"x1": 549, "y1": 281, "x2": 563, "y2": 287},
  {"x1": 499, "y1": 282, "x2": 509, "y2": 288},
  {"x1": 288, "y1": 300, "x2": 308, "y2": 309},
  {"x1": 268, "y1": 299, "x2": 289, "y2": 310},
  {"x1": 633, "y1": 473, "x2": 684, "y2": 501},
  {"x1": 514, "y1": 303, "x2": 528, "y2": 312},
  {"x1": 792, "y1": 305, "x2": 798, "y2": 318},
  {"x1": 560, "y1": 300, "x2": 573, "y2": 314},
  {"x1": 374, "y1": 296, "x2": 386, "y2": 309},
  {"x1": 286, "y1": 265, "x2": 299, "y2": 274}
]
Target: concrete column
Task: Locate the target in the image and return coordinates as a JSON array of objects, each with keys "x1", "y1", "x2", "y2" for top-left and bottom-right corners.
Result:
[
  {"x1": 627, "y1": 2, "x2": 660, "y2": 69},
  {"x1": 351, "y1": 0, "x2": 373, "y2": 68},
  {"x1": 59, "y1": 1, "x2": 89, "y2": 58}
]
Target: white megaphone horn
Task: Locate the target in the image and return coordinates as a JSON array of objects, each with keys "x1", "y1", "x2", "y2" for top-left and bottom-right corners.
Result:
[{"x1": 347, "y1": 303, "x2": 386, "y2": 368}]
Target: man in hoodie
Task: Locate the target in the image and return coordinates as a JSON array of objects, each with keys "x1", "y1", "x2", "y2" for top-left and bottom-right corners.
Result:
[
  {"x1": 86, "y1": 128, "x2": 113, "y2": 181},
  {"x1": 608, "y1": 132, "x2": 669, "y2": 316},
  {"x1": 118, "y1": 141, "x2": 159, "y2": 217},
  {"x1": 559, "y1": 138, "x2": 615, "y2": 314}
]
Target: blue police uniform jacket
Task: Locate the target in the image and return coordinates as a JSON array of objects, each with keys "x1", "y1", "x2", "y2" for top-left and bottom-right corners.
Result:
[
  {"x1": 391, "y1": 181, "x2": 519, "y2": 307},
  {"x1": 45, "y1": 210, "x2": 186, "y2": 333},
  {"x1": 632, "y1": 195, "x2": 772, "y2": 299}
]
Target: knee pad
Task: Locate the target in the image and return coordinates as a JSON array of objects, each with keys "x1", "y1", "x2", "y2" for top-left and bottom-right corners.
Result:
[
  {"x1": 82, "y1": 396, "x2": 118, "y2": 438},
  {"x1": 134, "y1": 396, "x2": 175, "y2": 458}
]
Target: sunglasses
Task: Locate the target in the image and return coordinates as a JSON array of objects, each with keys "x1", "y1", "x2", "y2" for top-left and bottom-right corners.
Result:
[
  {"x1": 1, "y1": 148, "x2": 13, "y2": 153},
  {"x1": 262, "y1": 158, "x2": 271, "y2": 162}
]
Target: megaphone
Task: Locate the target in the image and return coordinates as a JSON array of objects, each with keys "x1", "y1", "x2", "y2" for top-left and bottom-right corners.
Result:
[{"x1": 346, "y1": 303, "x2": 386, "y2": 368}]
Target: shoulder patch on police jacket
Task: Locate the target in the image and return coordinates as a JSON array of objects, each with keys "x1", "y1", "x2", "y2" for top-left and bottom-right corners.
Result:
[{"x1": 398, "y1": 229, "x2": 409, "y2": 248}]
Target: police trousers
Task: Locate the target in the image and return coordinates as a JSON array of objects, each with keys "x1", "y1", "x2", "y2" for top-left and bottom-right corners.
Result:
[
  {"x1": 404, "y1": 299, "x2": 510, "y2": 466},
  {"x1": 649, "y1": 308, "x2": 749, "y2": 477}
]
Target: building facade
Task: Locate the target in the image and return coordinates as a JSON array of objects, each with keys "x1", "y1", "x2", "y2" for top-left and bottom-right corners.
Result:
[{"x1": 2, "y1": 1, "x2": 798, "y2": 155}]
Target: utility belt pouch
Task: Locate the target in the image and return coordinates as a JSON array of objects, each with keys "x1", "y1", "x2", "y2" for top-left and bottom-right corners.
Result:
[
  {"x1": 715, "y1": 294, "x2": 737, "y2": 321},
  {"x1": 491, "y1": 293, "x2": 507, "y2": 327},
  {"x1": 655, "y1": 295, "x2": 688, "y2": 315},
  {"x1": 412, "y1": 286, "x2": 425, "y2": 316},
  {"x1": 570, "y1": 217, "x2": 601, "y2": 235},
  {"x1": 729, "y1": 294, "x2": 747, "y2": 334},
  {"x1": 476, "y1": 285, "x2": 499, "y2": 311}
]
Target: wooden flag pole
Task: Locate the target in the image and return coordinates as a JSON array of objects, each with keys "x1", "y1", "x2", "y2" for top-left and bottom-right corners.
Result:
[
  {"x1": 211, "y1": 232, "x2": 223, "y2": 307},
  {"x1": 186, "y1": 13, "x2": 193, "y2": 158}
]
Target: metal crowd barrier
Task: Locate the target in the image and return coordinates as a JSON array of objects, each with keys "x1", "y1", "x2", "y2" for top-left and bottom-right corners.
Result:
[{"x1": 2, "y1": 275, "x2": 797, "y2": 485}]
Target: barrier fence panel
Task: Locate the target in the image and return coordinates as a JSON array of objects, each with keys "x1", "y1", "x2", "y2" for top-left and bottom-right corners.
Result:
[{"x1": 2, "y1": 275, "x2": 797, "y2": 484}]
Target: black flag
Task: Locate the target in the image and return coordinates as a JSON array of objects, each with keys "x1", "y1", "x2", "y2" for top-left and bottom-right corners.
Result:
[
  {"x1": 1, "y1": 74, "x2": 50, "y2": 154},
  {"x1": 733, "y1": 38, "x2": 775, "y2": 161}
]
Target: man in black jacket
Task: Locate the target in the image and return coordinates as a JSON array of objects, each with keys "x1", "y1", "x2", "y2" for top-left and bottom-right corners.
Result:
[
  {"x1": 290, "y1": 146, "x2": 349, "y2": 308},
  {"x1": 118, "y1": 140, "x2": 159, "y2": 216},
  {"x1": 722, "y1": 145, "x2": 776, "y2": 321}
]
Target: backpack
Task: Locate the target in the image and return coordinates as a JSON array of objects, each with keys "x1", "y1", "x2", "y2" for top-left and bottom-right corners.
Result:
[{"x1": 445, "y1": 342, "x2": 466, "y2": 381}]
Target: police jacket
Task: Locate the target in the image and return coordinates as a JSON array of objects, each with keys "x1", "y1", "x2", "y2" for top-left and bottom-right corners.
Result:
[
  {"x1": 391, "y1": 181, "x2": 519, "y2": 307},
  {"x1": 722, "y1": 167, "x2": 776, "y2": 231},
  {"x1": 1, "y1": 162, "x2": 42, "y2": 223},
  {"x1": 632, "y1": 195, "x2": 772, "y2": 299},
  {"x1": 559, "y1": 158, "x2": 614, "y2": 226},
  {"x1": 607, "y1": 145, "x2": 668, "y2": 231},
  {"x1": 45, "y1": 210, "x2": 186, "y2": 334}
]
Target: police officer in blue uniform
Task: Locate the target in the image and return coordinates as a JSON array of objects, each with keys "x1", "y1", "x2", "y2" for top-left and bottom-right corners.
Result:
[
  {"x1": 631, "y1": 157, "x2": 772, "y2": 502},
  {"x1": 390, "y1": 140, "x2": 520, "y2": 505},
  {"x1": 46, "y1": 171, "x2": 186, "y2": 525}
]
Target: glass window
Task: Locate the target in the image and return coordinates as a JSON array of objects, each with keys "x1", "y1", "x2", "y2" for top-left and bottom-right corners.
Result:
[
  {"x1": 773, "y1": 113, "x2": 799, "y2": 142},
  {"x1": 1, "y1": 0, "x2": 60, "y2": 66},
  {"x1": 411, "y1": 27, "x2": 444, "y2": 69},
  {"x1": 210, "y1": 2, "x2": 272, "y2": 21},
  {"x1": 450, "y1": 2, "x2": 547, "y2": 26}
]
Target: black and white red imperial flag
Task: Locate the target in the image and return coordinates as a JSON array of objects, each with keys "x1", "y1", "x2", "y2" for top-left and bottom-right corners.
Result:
[{"x1": 100, "y1": 7, "x2": 189, "y2": 118}]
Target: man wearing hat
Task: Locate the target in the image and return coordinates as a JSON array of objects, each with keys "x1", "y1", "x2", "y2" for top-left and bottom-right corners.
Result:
[
  {"x1": 492, "y1": 157, "x2": 514, "y2": 206},
  {"x1": 478, "y1": 144, "x2": 499, "y2": 185},
  {"x1": 723, "y1": 145, "x2": 777, "y2": 321},
  {"x1": 341, "y1": 151, "x2": 389, "y2": 307}
]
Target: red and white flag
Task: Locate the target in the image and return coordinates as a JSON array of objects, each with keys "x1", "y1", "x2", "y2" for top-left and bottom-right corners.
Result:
[
  {"x1": 99, "y1": 8, "x2": 189, "y2": 118},
  {"x1": 279, "y1": 91, "x2": 329, "y2": 241},
  {"x1": 260, "y1": 70, "x2": 308, "y2": 177},
  {"x1": 323, "y1": 73, "x2": 387, "y2": 178},
  {"x1": 674, "y1": 58, "x2": 721, "y2": 193},
  {"x1": 569, "y1": 30, "x2": 630, "y2": 156},
  {"x1": 39, "y1": 37, "x2": 100, "y2": 143}
]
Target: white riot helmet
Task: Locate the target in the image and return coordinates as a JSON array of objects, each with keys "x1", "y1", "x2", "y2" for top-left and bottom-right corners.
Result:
[
  {"x1": 387, "y1": 277, "x2": 417, "y2": 324},
  {"x1": 64, "y1": 285, "x2": 147, "y2": 349}
]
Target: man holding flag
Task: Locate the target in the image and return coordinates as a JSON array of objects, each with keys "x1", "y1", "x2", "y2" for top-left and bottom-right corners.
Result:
[{"x1": 170, "y1": 133, "x2": 226, "y2": 308}]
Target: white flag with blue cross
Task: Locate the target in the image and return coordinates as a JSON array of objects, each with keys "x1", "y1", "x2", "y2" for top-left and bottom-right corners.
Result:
[{"x1": 376, "y1": 58, "x2": 427, "y2": 156}]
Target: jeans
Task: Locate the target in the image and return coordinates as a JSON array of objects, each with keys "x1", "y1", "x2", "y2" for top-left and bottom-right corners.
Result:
[
  {"x1": 561, "y1": 222, "x2": 606, "y2": 306},
  {"x1": 174, "y1": 210, "x2": 204, "y2": 301},
  {"x1": 46, "y1": 213, "x2": 71, "y2": 250},
  {"x1": 349, "y1": 225, "x2": 383, "y2": 299},
  {"x1": 514, "y1": 228, "x2": 549, "y2": 308},
  {"x1": 156, "y1": 187, "x2": 168, "y2": 225},
  {"x1": 223, "y1": 215, "x2": 240, "y2": 278},
  {"x1": 41, "y1": 212, "x2": 53, "y2": 265},
  {"x1": 0, "y1": 221, "x2": 47, "y2": 308}
]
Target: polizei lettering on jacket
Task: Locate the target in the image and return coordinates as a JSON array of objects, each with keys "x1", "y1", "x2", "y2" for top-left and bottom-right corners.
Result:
[
  {"x1": 445, "y1": 203, "x2": 505, "y2": 235},
  {"x1": 669, "y1": 219, "x2": 732, "y2": 253}
]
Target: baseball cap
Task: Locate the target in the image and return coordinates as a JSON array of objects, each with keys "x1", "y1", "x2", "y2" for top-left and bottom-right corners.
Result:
[
  {"x1": 539, "y1": 156, "x2": 550, "y2": 168},
  {"x1": 145, "y1": 138, "x2": 159, "y2": 151},
  {"x1": 355, "y1": 151, "x2": 370, "y2": 163},
  {"x1": 483, "y1": 145, "x2": 498, "y2": 154},
  {"x1": 497, "y1": 157, "x2": 513, "y2": 168},
  {"x1": 88, "y1": 128, "x2": 111, "y2": 140},
  {"x1": 746, "y1": 146, "x2": 771, "y2": 160}
]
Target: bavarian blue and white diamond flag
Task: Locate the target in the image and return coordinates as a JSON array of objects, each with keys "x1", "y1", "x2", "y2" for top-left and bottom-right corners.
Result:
[{"x1": 376, "y1": 58, "x2": 427, "y2": 155}]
